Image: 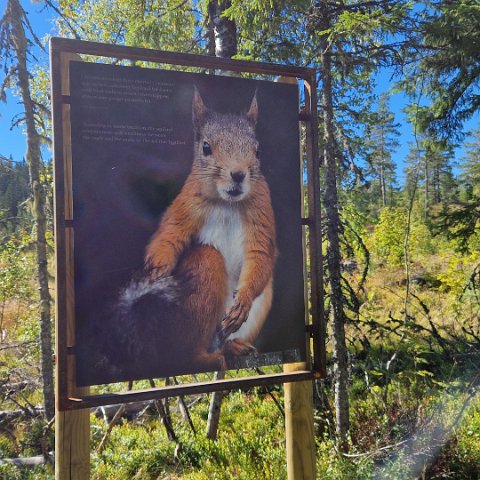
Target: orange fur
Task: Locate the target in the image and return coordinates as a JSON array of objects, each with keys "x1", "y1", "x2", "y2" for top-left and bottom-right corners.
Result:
[
  {"x1": 175, "y1": 245, "x2": 228, "y2": 372},
  {"x1": 145, "y1": 89, "x2": 276, "y2": 366}
]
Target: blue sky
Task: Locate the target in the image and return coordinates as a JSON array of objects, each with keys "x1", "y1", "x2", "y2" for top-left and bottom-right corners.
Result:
[
  {"x1": 0, "y1": 0, "x2": 53, "y2": 162},
  {"x1": 1, "y1": 0, "x2": 478, "y2": 180}
]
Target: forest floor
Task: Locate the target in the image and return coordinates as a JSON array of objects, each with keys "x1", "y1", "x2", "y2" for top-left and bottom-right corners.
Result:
[{"x1": 0, "y1": 254, "x2": 480, "y2": 479}]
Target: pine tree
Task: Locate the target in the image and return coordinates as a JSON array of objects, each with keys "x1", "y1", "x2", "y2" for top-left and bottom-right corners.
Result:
[
  {"x1": 460, "y1": 127, "x2": 480, "y2": 198},
  {"x1": 0, "y1": 155, "x2": 30, "y2": 231},
  {"x1": 424, "y1": 140, "x2": 456, "y2": 208},
  {"x1": 366, "y1": 93, "x2": 400, "y2": 209},
  {"x1": 408, "y1": 0, "x2": 480, "y2": 142}
]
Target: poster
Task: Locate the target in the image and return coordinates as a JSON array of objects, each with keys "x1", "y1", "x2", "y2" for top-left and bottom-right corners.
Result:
[{"x1": 69, "y1": 61, "x2": 305, "y2": 386}]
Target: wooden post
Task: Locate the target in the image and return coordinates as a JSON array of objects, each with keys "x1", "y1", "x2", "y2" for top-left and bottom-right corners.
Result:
[
  {"x1": 55, "y1": 408, "x2": 90, "y2": 479},
  {"x1": 54, "y1": 51, "x2": 90, "y2": 480},
  {"x1": 284, "y1": 363, "x2": 316, "y2": 480},
  {"x1": 277, "y1": 74, "x2": 317, "y2": 480}
]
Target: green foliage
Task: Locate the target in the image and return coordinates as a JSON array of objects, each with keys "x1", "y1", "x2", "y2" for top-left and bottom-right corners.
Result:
[
  {"x1": 433, "y1": 199, "x2": 480, "y2": 254},
  {"x1": 460, "y1": 127, "x2": 480, "y2": 198},
  {"x1": 0, "y1": 156, "x2": 30, "y2": 232},
  {"x1": 371, "y1": 206, "x2": 434, "y2": 267},
  {"x1": 89, "y1": 390, "x2": 286, "y2": 479},
  {"x1": 123, "y1": 0, "x2": 200, "y2": 52},
  {"x1": 0, "y1": 464, "x2": 53, "y2": 480},
  {"x1": 408, "y1": 0, "x2": 480, "y2": 141},
  {"x1": 341, "y1": 199, "x2": 370, "y2": 259},
  {"x1": 316, "y1": 440, "x2": 373, "y2": 479},
  {"x1": 0, "y1": 230, "x2": 36, "y2": 302},
  {"x1": 57, "y1": 0, "x2": 201, "y2": 54},
  {"x1": 29, "y1": 64, "x2": 52, "y2": 142},
  {"x1": 436, "y1": 250, "x2": 479, "y2": 298},
  {"x1": 371, "y1": 207, "x2": 406, "y2": 266},
  {"x1": 0, "y1": 434, "x2": 16, "y2": 457},
  {"x1": 226, "y1": 0, "x2": 309, "y2": 65},
  {"x1": 450, "y1": 403, "x2": 480, "y2": 476}
]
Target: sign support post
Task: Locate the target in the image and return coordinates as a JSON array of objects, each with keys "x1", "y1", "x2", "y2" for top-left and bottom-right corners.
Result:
[
  {"x1": 55, "y1": 408, "x2": 90, "y2": 480},
  {"x1": 52, "y1": 49, "x2": 90, "y2": 480},
  {"x1": 284, "y1": 362, "x2": 316, "y2": 480}
]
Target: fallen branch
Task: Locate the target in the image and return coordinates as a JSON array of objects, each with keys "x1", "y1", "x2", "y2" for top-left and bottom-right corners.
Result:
[
  {"x1": 0, "y1": 406, "x2": 44, "y2": 423},
  {"x1": 0, "y1": 452, "x2": 54, "y2": 467},
  {"x1": 341, "y1": 439, "x2": 409, "y2": 459},
  {"x1": 97, "y1": 404, "x2": 126, "y2": 453},
  {"x1": 93, "y1": 401, "x2": 151, "y2": 422}
]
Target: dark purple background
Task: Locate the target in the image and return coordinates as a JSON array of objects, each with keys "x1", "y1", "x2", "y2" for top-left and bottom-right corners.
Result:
[{"x1": 69, "y1": 61, "x2": 305, "y2": 385}]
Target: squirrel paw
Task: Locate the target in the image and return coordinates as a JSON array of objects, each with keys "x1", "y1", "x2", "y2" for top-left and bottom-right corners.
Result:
[
  {"x1": 145, "y1": 250, "x2": 177, "y2": 278},
  {"x1": 220, "y1": 296, "x2": 251, "y2": 340},
  {"x1": 147, "y1": 262, "x2": 174, "y2": 279}
]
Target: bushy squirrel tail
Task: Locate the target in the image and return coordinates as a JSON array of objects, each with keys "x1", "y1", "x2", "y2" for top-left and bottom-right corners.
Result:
[
  {"x1": 114, "y1": 274, "x2": 183, "y2": 377},
  {"x1": 118, "y1": 275, "x2": 179, "y2": 316},
  {"x1": 111, "y1": 244, "x2": 228, "y2": 379}
]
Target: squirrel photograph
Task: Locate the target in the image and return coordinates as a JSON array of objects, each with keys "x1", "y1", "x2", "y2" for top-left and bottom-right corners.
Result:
[
  {"x1": 70, "y1": 61, "x2": 306, "y2": 386},
  {"x1": 116, "y1": 87, "x2": 277, "y2": 377}
]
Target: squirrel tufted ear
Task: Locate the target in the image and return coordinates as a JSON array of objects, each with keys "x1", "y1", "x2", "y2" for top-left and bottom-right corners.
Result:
[
  {"x1": 192, "y1": 86, "x2": 208, "y2": 128},
  {"x1": 246, "y1": 90, "x2": 258, "y2": 125}
]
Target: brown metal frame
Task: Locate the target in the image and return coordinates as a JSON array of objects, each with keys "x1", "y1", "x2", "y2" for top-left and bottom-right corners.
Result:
[{"x1": 50, "y1": 37, "x2": 325, "y2": 411}]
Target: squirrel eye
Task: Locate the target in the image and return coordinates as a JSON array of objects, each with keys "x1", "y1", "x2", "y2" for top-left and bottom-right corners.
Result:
[
  {"x1": 203, "y1": 141, "x2": 212, "y2": 156},
  {"x1": 255, "y1": 145, "x2": 261, "y2": 159}
]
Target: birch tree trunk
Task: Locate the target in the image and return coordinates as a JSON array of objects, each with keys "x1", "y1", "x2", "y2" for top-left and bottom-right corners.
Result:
[
  {"x1": 6, "y1": 0, "x2": 55, "y2": 420},
  {"x1": 207, "y1": 0, "x2": 237, "y2": 59}
]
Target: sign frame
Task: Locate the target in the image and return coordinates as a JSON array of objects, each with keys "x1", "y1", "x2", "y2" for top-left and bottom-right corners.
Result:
[{"x1": 50, "y1": 37, "x2": 325, "y2": 411}]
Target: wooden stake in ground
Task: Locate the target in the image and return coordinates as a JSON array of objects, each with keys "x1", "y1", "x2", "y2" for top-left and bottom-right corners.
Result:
[{"x1": 284, "y1": 363, "x2": 316, "y2": 480}]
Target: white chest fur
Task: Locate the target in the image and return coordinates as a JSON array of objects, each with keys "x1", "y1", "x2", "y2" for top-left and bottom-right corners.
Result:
[
  {"x1": 197, "y1": 206, "x2": 245, "y2": 292},
  {"x1": 197, "y1": 204, "x2": 272, "y2": 346}
]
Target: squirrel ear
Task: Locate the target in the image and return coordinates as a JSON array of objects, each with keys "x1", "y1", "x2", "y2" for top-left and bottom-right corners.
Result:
[
  {"x1": 192, "y1": 86, "x2": 208, "y2": 128},
  {"x1": 246, "y1": 90, "x2": 258, "y2": 125}
]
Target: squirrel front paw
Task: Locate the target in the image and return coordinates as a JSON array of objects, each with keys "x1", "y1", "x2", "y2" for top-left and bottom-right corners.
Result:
[
  {"x1": 149, "y1": 263, "x2": 174, "y2": 278},
  {"x1": 219, "y1": 292, "x2": 252, "y2": 340},
  {"x1": 145, "y1": 252, "x2": 177, "y2": 278}
]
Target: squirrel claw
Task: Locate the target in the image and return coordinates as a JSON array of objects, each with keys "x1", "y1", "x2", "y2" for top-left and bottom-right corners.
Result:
[{"x1": 220, "y1": 300, "x2": 249, "y2": 339}]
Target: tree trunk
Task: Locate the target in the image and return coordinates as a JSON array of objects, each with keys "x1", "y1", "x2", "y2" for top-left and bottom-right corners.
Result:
[
  {"x1": 207, "y1": 0, "x2": 237, "y2": 58},
  {"x1": 7, "y1": 0, "x2": 55, "y2": 420},
  {"x1": 424, "y1": 156, "x2": 429, "y2": 219},
  {"x1": 317, "y1": 0, "x2": 350, "y2": 451},
  {"x1": 206, "y1": 371, "x2": 226, "y2": 440},
  {"x1": 434, "y1": 163, "x2": 441, "y2": 203},
  {"x1": 380, "y1": 127, "x2": 387, "y2": 208},
  {"x1": 380, "y1": 161, "x2": 387, "y2": 208}
]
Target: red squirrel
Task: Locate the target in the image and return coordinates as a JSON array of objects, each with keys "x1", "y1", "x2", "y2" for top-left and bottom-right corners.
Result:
[{"x1": 120, "y1": 87, "x2": 276, "y2": 373}]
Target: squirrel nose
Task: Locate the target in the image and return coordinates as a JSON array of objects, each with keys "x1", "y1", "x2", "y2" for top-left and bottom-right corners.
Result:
[{"x1": 231, "y1": 171, "x2": 246, "y2": 184}]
